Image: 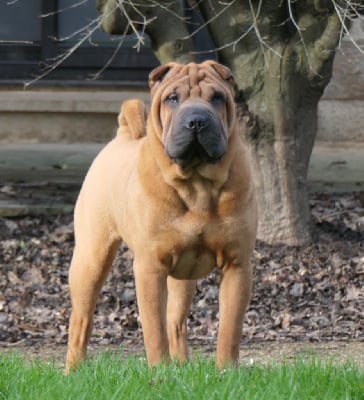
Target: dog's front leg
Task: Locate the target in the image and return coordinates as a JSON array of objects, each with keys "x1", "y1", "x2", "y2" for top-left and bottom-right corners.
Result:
[
  {"x1": 216, "y1": 261, "x2": 253, "y2": 368},
  {"x1": 133, "y1": 259, "x2": 169, "y2": 366},
  {"x1": 167, "y1": 277, "x2": 196, "y2": 362}
]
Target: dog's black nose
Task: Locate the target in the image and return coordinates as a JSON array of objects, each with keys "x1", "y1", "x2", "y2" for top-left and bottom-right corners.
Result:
[{"x1": 184, "y1": 114, "x2": 207, "y2": 132}]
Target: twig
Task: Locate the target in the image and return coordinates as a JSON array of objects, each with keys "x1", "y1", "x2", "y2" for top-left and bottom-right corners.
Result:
[
  {"x1": 183, "y1": 0, "x2": 237, "y2": 40},
  {"x1": 0, "y1": 40, "x2": 33, "y2": 44},
  {"x1": 287, "y1": 0, "x2": 314, "y2": 72},
  {"x1": 149, "y1": 0, "x2": 189, "y2": 23},
  {"x1": 331, "y1": 0, "x2": 364, "y2": 53},
  {"x1": 249, "y1": 0, "x2": 283, "y2": 61},
  {"x1": 24, "y1": 18, "x2": 100, "y2": 88},
  {"x1": 23, "y1": 0, "x2": 156, "y2": 87},
  {"x1": 88, "y1": 25, "x2": 130, "y2": 80},
  {"x1": 116, "y1": 0, "x2": 148, "y2": 50},
  {"x1": 190, "y1": 0, "x2": 279, "y2": 59},
  {"x1": 40, "y1": 0, "x2": 89, "y2": 17},
  {"x1": 56, "y1": 17, "x2": 100, "y2": 43}
]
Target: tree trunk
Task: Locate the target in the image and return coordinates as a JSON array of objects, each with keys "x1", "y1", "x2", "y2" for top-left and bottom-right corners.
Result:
[
  {"x1": 197, "y1": 1, "x2": 341, "y2": 246},
  {"x1": 230, "y1": 48, "x2": 331, "y2": 245},
  {"x1": 237, "y1": 78, "x2": 317, "y2": 245},
  {"x1": 242, "y1": 114, "x2": 315, "y2": 246}
]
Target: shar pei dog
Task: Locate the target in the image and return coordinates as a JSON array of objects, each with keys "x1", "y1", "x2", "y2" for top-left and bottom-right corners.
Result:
[{"x1": 65, "y1": 61, "x2": 257, "y2": 373}]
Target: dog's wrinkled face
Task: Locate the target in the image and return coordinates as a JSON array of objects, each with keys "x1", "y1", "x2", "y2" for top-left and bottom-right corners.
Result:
[{"x1": 149, "y1": 61, "x2": 236, "y2": 168}]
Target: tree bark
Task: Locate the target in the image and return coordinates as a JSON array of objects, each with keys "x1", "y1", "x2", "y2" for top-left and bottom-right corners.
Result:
[{"x1": 236, "y1": 56, "x2": 322, "y2": 245}]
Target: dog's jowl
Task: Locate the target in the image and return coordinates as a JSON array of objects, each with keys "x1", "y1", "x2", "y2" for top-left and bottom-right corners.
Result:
[{"x1": 65, "y1": 61, "x2": 257, "y2": 373}]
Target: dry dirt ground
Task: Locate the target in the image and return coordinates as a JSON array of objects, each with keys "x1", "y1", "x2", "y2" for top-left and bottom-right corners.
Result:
[{"x1": 0, "y1": 190, "x2": 363, "y2": 367}]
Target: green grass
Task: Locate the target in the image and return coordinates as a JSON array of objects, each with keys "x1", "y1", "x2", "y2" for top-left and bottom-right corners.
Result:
[{"x1": 0, "y1": 352, "x2": 363, "y2": 400}]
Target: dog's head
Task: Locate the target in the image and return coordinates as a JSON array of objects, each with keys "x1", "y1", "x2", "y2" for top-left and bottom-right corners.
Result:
[{"x1": 149, "y1": 61, "x2": 236, "y2": 168}]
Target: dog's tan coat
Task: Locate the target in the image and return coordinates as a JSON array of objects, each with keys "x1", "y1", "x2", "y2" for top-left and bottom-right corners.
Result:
[{"x1": 65, "y1": 61, "x2": 257, "y2": 372}]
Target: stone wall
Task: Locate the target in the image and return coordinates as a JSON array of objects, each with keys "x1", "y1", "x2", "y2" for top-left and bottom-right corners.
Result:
[{"x1": 318, "y1": 20, "x2": 364, "y2": 142}]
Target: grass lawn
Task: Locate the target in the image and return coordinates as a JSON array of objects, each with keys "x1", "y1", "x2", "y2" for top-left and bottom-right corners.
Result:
[{"x1": 0, "y1": 352, "x2": 363, "y2": 400}]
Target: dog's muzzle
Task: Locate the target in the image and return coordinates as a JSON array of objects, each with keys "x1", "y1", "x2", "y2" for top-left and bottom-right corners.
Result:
[{"x1": 165, "y1": 104, "x2": 227, "y2": 167}]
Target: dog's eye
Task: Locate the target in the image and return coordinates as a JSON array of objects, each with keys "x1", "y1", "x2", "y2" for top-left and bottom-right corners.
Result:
[
  {"x1": 166, "y1": 93, "x2": 179, "y2": 105},
  {"x1": 211, "y1": 92, "x2": 225, "y2": 104}
]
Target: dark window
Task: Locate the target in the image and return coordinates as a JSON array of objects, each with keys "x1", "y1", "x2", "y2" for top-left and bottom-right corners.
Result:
[
  {"x1": 0, "y1": 0, "x2": 158, "y2": 87},
  {"x1": 0, "y1": 1, "x2": 42, "y2": 42}
]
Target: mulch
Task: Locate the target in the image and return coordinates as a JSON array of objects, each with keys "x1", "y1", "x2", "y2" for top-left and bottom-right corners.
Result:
[{"x1": 0, "y1": 192, "x2": 363, "y2": 351}]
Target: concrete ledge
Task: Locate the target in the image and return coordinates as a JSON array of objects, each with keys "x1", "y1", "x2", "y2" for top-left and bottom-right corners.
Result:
[
  {"x1": 0, "y1": 90, "x2": 149, "y2": 113},
  {"x1": 0, "y1": 112, "x2": 117, "y2": 143},
  {"x1": 308, "y1": 142, "x2": 364, "y2": 192},
  {"x1": 0, "y1": 143, "x2": 101, "y2": 184},
  {"x1": 0, "y1": 90, "x2": 150, "y2": 143}
]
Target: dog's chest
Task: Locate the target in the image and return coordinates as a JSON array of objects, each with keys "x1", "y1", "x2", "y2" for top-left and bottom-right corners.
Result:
[{"x1": 160, "y1": 213, "x2": 236, "y2": 280}]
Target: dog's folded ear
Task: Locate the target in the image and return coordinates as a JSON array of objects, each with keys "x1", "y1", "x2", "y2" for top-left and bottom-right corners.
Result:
[
  {"x1": 117, "y1": 99, "x2": 147, "y2": 139},
  {"x1": 203, "y1": 60, "x2": 239, "y2": 102},
  {"x1": 203, "y1": 60, "x2": 235, "y2": 88},
  {"x1": 149, "y1": 62, "x2": 180, "y2": 90}
]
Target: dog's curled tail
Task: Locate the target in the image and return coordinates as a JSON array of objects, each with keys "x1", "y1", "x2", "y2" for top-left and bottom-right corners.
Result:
[{"x1": 117, "y1": 99, "x2": 147, "y2": 140}]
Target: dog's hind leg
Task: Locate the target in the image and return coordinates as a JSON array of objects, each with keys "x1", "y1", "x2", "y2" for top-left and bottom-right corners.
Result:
[
  {"x1": 65, "y1": 223, "x2": 120, "y2": 374},
  {"x1": 167, "y1": 277, "x2": 196, "y2": 362}
]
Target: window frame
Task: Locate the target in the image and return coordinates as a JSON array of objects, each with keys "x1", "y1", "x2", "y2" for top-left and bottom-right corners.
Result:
[{"x1": 0, "y1": 0, "x2": 158, "y2": 87}]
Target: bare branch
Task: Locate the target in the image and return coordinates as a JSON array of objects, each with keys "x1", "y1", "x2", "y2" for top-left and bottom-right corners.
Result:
[
  {"x1": 182, "y1": 0, "x2": 237, "y2": 40},
  {"x1": 24, "y1": 18, "x2": 100, "y2": 88},
  {"x1": 149, "y1": 0, "x2": 189, "y2": 23},
  {"x1": 331, "y1": 0, "x2": 364, "y2": 53},
  {"x1": 24, "y1": 0, "x2": 157, "y2": 87},
  {"x1": 0, "y1": 40, "x2": 33, "y2": 44},
  {"x1": 115, "y1": 0, "x2": 148, "y2": 49},
  {"x1": 287, "y1": 0, "x2": 315, "y2": 72},
  {"x1": 88, "y1": 26, "x2": 129, "y2": 80},
  {"x1": 309, "y1": 13, "x2": 342, "y2": 78},
  {"x1": 248, "y1": 0, "x2": 283, "y2": 61},
  {"x1": 56, "y1": 16, "x2": 99, "y2": 43},
  {"x1": 40, "y1": 0, "x2": 89, "y2": 17},
  {"x1": 190, "y1": 22, "x2": 255, "y2": 56}
]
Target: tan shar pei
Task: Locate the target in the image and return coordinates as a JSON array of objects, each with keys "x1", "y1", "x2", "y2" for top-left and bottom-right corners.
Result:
[{"x1": 65, "y1": 61, "x2": 257, "y2": 373}]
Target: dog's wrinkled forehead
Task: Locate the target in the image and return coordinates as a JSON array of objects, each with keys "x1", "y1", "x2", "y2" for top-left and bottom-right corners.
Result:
[
  {"x1": 185, "y1": 63, "x2": 206, "y2": 95},
  {"x1": 149, "y1": 61, "x2": 234, "y2": 98},
  {"x1": 168, "y1": 64, "x2": 208, "y2": 98}
]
